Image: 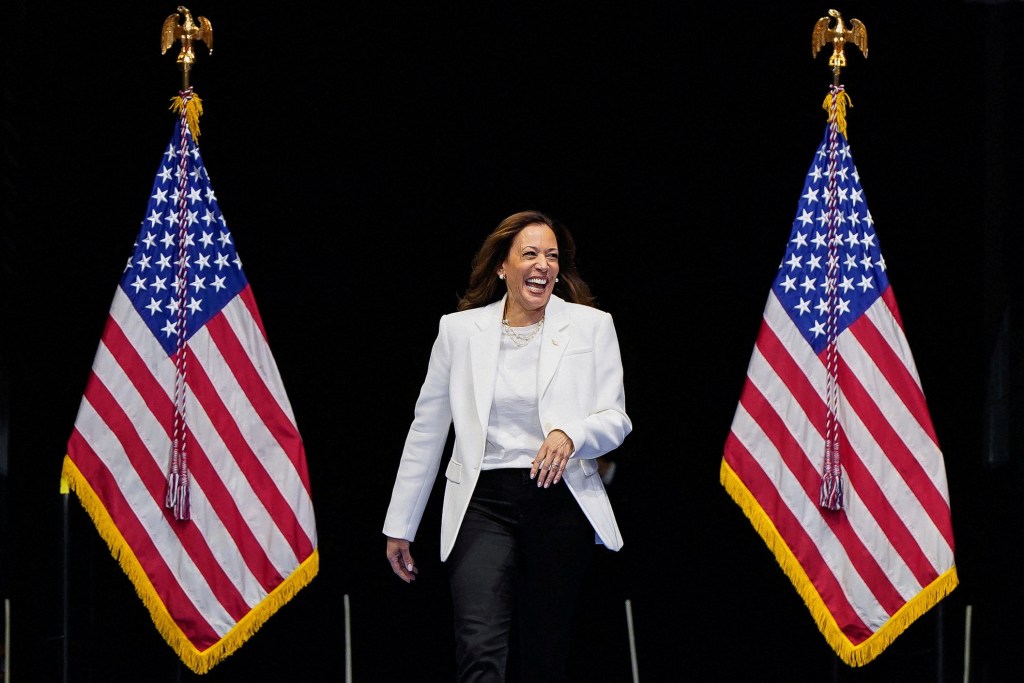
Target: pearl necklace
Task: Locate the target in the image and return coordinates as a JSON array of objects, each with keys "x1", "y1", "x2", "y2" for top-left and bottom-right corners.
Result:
[{"x1": 502, "y1": 317, "x2": 544, "y2": 347}]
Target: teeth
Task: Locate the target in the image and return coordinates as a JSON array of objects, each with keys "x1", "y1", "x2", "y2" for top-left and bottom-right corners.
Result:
[{"x1": 527, "y1": 278, "x2": 547, "y2": 285}]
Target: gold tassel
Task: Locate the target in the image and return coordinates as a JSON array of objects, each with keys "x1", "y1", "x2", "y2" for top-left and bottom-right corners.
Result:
[
  {"x1": 169, "y1": 92, "x2": 205, "y2": 141},
  {"x1": 822, "y1": 90, "x2": 853, "y2": 138}
]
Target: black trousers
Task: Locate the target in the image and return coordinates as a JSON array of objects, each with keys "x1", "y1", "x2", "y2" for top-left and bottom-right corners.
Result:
[{"x1": 447, "y1": 468, "x2": 594, "y2": 683}]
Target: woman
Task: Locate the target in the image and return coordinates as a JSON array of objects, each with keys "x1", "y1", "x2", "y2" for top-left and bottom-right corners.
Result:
[{"x1": 383, "y1": 210, "x2": 632, "y2": 682}]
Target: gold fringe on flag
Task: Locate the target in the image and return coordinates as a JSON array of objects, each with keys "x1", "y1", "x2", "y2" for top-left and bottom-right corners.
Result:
[
  {"x1": 720, "y1": 459, "x2": 959, "y2": 667},
  {"x1": 170, "y1": 92, "x2": 205, "y2": 141},
  {"x1": 60, "y1": 454, "x2": 320, "y2": 674},
  {"x1": 822, "y1": 90, "x2": 853, "y2": 138}
]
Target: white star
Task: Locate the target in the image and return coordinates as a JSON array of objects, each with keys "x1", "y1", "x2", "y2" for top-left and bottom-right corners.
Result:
[
  {"x1": 836, "y1": 185, "x2": 848, "y2": 202},
  {"x1": 876, "y1": 255, "x2": 886, "y2": 272},
  {"x1": 802, "y1": 187, "x2": 819, "y2": 204},
  {"x1": 808, "y1": 166, "x2": 823, "y2": 182},
  {"x1": 145, "y1": 297, "x2": 163, "y2": 315},
  {"x1": 860, "y1": 254, "x2": 874, "y2": 269},
  {"x1": 807, "y1": 254, "x2": 822, "y2": 271},
  {"x1": 836, "y1": 167, "x2": 849, "y2": 182},
  {"x1": 791, "y1": 232, "x2": 808, "y2": 248},
  {"x1": 124, "y1": 255, "x2": 133, "y2": 271},
  {"x1": 814, "y1": 298, "x2": 829, "y2": 316},
  {"x1": 141, "y1": 232, "x2": 157, "y2": 249},
  {"x1": 850, "y1": 187, "x2": 863, "y2": 205},
  {"x1": 190, "y1": 275, "x2": 206, "y2": 292},
  {"x1": 861, "y1": 232, "x2": 876, "y2": 248},
  {"x1": 847, "y1": 210, "x2": 861, "y2": 227},
  {"x1": 217, "y1": 231, "x2": 232, "y2": 247},
  {"x1": 786, "y1": 253, "x2": 803, "y2": 270},
  {"x1": 795, "y1": 298, "x2": 811, "y2": 315},
  {"x1": 812, "y1": 232, "x2": 828, "y2": 249},
  {"x1": 163, "y1": 145, "x2": 177, "y2": 161},
  {"x1": 211, "y1": 275, "x2": 227, "y2": 292},
  {"x1": 857, "y1": 275, "x2": 874, "y2": 292},
  {"x1": 147, "y1": 210, "x2": 163, "y2": 228},
  {"x1": 865, "y1": 211, "x2": 874, "y2": 228},
  {"x1": 836, "y1": 298, "x2": 851, "y2": 315},
  {"x1": 196, "y1": 253, "x2": 211, "y2": 270},
  {"x1": 161, "y1": 319, "x2": 178, "y2": 337},
  {"x1": 853, "y1": 167, "x2": 861, "y2": 183},
  {"x1": 158, "y1": 166, "x2": 173, "y2": 182},
  {"x1": 780, "y1": 275, "x2": 797, "y2": 292},
  {"x1": 167, "y1": 297, "x2": 181, "y2": 315},
  {"x1": 796, "y1": 209, "x2": 814, "y2": 227},
  {"x1": 199, "y1": 231, "x2": 214, "y2": 248},
  {"x1": 152, "y1": 188, "x2": 168, "y2": 205},
  {"x1": 201, "y1": 209, "x2": 216, "y2": 227},
  {"x1": 187, "y1": 187, "x2": 202, "y2": 204},
  {"x1": 205, "y1": 186, "x2": 217, "y2": 202},
  {"x1": 135, "y1": 254, "x2": 152, "y2": 271},
  {"x1": 152, "y1": 276, "x2": 168, "y2": 292},
  {"x1": 844, "y1": 254, "x2": 858, "y2": 270},
  {"x1": 164, "y1": 210, "x2": 179, "y2": 227},
  {"x1": 816, "y1": 146, "x2": 827, "y2": 160},
  {"x1": 839, "y1": 276, "x2": 855, "y2": 293},
  {"x1": 844, "y1": 231, "x2": 860, "y2": 248},
  {"x1": 816, "y1": 211, "x2": 830, "y2": 227},
  {"x1": 839, "y1": 143, "x2": 851, "y2": 160},
  {"x1": 233, "y1": 254, "x2": 243, "y2": 268},
  {"x1": 810, "y1": 320, "x2": 827, "y2": 337},
  {"x1": 131, "y1": 275, "x2": 147, "y2": 292},
  {"x1": 157, "y1": 254, "x2": 172, "y2": 270},
  {"x1": 800, "y1": 275, "x2": 816, "y2": 293},
  {"x1": 215, "y1": 253, "x2": 230, "y2": 269},
  {"x1": 161, "y1": 232, "x2": 175, "y2": 248},
  {"x1": 187, "y1": 297, "x2": 203, "y2": 314}
]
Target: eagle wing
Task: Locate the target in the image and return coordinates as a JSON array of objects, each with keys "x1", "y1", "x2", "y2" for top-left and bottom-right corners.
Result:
[
  {"x1": 850, "y1": 18, "x2": 868, "y2": 58},
  {"x1": 811, "y1": 17, "x2": 831, "y2": 58},
  {"x1": 197, "y1": 16, "x2": 214, "y2": 54},
  {"x1": 161, "y1": 13, "x2": 180, "y2": 55}
]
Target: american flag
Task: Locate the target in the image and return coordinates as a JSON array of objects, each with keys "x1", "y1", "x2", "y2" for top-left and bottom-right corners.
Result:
[
  {"x1": 721, "y1": 97, "x2": 957, "y2": 666},
  {"x1": 61, "y1": 99, "x2": 318, "y2": 673}
]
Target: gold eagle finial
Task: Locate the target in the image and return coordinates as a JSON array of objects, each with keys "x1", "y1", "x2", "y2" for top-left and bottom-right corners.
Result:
[
  {"x1": 812, "y1": 9, "x2": 867, "y2": 77},
  {"x1": 161, "y1": 6, "x2": 213, "y2": 88}
]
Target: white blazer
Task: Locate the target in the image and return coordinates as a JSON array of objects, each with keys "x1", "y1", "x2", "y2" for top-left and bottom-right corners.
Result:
[{"x1": 383, "y1": 294, "x2": 632, "y2": 561}]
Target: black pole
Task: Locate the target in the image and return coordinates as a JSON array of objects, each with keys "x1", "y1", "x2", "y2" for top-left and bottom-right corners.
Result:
[
  {"x1": 936, "y1": 603, "x2": 945, "y2": 683},
  {"x1": 62, "y1": 491, "x2": 69, "y2": 683}
]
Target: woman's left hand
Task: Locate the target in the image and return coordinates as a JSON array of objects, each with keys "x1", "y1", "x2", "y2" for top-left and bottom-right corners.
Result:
[{"x1": 531, "y1": 429, "x2": 574, "y2": 488}]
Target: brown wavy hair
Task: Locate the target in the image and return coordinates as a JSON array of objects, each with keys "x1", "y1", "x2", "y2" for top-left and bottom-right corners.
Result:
[{"x1": 457, "y1": 210, "x2": 595, "y2": 311}]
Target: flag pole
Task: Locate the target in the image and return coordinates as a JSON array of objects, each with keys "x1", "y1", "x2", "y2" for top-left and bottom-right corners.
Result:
[
  {"x1": 61, "y1": 487, "x2": 69, "y2": 683},
  {"x1": 625, "y1": 598, "x2": 639, "y2": 682}
]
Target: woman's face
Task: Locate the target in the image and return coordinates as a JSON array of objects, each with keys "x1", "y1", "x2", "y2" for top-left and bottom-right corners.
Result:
[{"x1": 498, "y1": 223, "x2": 560, "y2": 322}]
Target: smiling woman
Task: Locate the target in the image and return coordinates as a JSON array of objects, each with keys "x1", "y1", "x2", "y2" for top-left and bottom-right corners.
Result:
[{"x1": 383, "y1": 210, "x2": 632, "y2": 682}]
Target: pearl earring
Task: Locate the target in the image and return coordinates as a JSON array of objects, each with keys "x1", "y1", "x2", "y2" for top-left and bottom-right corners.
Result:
[
  {"x1": 498, "y1": 273, "x2": 505, "y2": 280},
  {"x1": 555, "y1": 277, "x2": 559, "y2": 283}
]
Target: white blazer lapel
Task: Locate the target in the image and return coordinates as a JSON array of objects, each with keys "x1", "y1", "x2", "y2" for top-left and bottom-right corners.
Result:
[
  {"x1": 469, "y1": 298, "x2": 504, "y2": 433},
  {"x1": 538, "y1": 296, "x2": 569, "y2": 400}
]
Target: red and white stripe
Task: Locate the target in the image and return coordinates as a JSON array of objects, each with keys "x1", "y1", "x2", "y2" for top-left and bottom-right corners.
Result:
[
  {"x1": 724, "y1": 287, "x2": 954, "y2": 646},
  {"x1": 67, "y1": 285, "x2": 317, "y2": 652}
]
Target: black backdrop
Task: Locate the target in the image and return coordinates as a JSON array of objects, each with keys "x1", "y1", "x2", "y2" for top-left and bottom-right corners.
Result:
[{"x1": 4, "y1": 1, "x2": 1023, "y2": 681}]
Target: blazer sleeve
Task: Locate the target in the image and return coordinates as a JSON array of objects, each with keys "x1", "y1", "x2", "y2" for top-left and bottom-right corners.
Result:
[
  {"x1": 382, "y1": 316, "x2": 455, "y2": 542},
  {"x1": 559, "y1": 311, "x2": 632, "y2": 460}
]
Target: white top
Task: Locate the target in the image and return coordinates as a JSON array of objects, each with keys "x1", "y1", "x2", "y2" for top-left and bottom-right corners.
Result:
[{"x1": 482, "y1": 323, "x2": 544, "y2": 469}]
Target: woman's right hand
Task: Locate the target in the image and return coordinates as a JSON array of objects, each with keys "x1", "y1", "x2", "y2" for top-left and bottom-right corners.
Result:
[{"x1": 386, "y1": 536, "x2": 418, "y2": 583}]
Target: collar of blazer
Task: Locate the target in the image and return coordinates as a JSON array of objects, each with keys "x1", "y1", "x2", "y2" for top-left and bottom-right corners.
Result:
[{"x1": 469, "y1": 295, "x2": 572, "y2": 429}]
